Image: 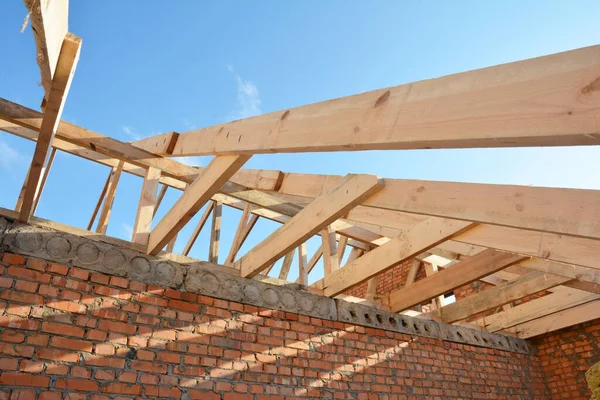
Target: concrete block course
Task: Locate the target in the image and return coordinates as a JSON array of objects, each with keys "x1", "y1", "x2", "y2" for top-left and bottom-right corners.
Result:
[{"x1": 0, "y1": 217, "x2": 532, "y2": 354}]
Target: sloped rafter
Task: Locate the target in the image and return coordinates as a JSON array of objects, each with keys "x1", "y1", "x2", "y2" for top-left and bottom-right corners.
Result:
[
  {"x1": 96, "y1": 161, "x2": 125, "y2": 235},
  {"x1": 388, "y1": 249, "x2": 527, "y2": 313},
  {"x1": 172, "y1": 46, "x2": 600, "y2": 156},
  {"x1": 131, "y1": 132, "x2": 179, "y2": 155},
  {"x1": 515, "y1": 300, "x2": 600, "y2": 338},
  {"x1": 431, "y1": 271, "x2": 571, "y2": 323},
  {"x1": 147, "y1": 155, "x2": 251, "y2": 255},
  {"x1": 182, "y1": 201, "x2": 215, "y2": 257},
  {"x1": 235, "y1": 174, "x2": 385, "y2": 278},
  {"x1": 322, "y1": 218, "x2": 476, "y2": 297},
  {"x1": 18, "y1": 33, "x2": 82, "y2": 221}
]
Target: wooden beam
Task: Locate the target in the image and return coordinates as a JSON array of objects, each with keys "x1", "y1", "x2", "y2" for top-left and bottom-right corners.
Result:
[
  {"x1": 147, "y1": 155, "x2": 250, "y2": 255},
  {"x1": 321, "y1": 225, "x2": 339, "y2": 276},
  {"x1": 131, "y1": 167, "x2": 161, "y2": 245},
  {"x1": 225, "y1": 204, "x2": 253, "y2": 265},
  {"x1": 365, "y1": 276, "x2": 378, "y2": 301},
  {"x1": 131, "y1": 132, "x2": 179, "y2": 155},
  {"x1": 18, "y1": 34, "x2": 81, "y2": 221},
  {"x1": 166, "y1": 234, "x2": 177, "y2": 253},
  {"x1": 278, "y1": 249, "x2": 296, "y2": 280},
  {"x1": 182, "y1": 201, "x2": 215, "y2": 257},
  {"x1": 433, "y1": 271, "x2": 570, "y2": 323},
  {"x1": 337, "y1": 236, "x2": 348, "y2": 264},
  {"x1": 477, "y1": 287, "x2": 599, "y2": 333},
  {"x1": 87, "y1": 170, "x2": 112, "y2": 230},
  {"x1": 343, "y1": 248, "x2": 363, "y2": 267},
  {"x1": 405, "y1": 259, "x2": 421, "y2": 286},
  {"x1": 23, "y1": 0, "x2": 69, "y2": 105},
  {"x1": 173, "y1": 46, "x2": 600, "y2": 156},
  {"x1": 515, "y1": 299, "x2": 600, "y2": 339},
  {"x1": 153, "y1": 185, "x2": 169, "y2": 218},
  {"x1": 235, "y1": 174, "x2": 384, "y2": 278},
  {"x1": 323, "y1": 218, "x2": 475, "y2": 297},
  {"x1": 297, "y1": 243, "x2": 308, "y2": 286},
  {"x1": 279, "y1": 174, "x2": 600, "y2": 241},
  {"x1": 209, "y1": 201, "x2": 222, "y2": 264},
  {"x1": 388, "y1": 249, "x2": 527, "y2": 312},
  {"x1": 31, "y1": 147, "x2": 56, "y2": 214},
  {"x1": 96, "y1": 161, "x2": 125, "y2": 235},
  {"x1": 424, "y1": 263, "x2": 445, "y2": 309}
]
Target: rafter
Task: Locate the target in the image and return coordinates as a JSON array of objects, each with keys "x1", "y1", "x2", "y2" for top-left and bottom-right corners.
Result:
[
  {"x1": 147, "y1": 155, "x2": 250, "y2": 255},
  {"x1": 235, "y1": 174, "x2": 384, "y2": 278},
  {"x1": 432, "y1": 271, "x2": 570, "y2": 323},
  {"x1": 131, "y1": 131, "x2": 179, "y2": 155},
  {"x1": 515, "y1": 299, "x2": 600, "y2": 338},
  {"x1": 96, "y1": 161, "x2": 125, "y2": 235},
  {"x1": 182, "y1": 201, "x2": 215, "y2": 257},
  {"x1": 18, "y1": 33, "x2": 81, "y2": 221},
  {"x1": 323, "y1": 218, "x2": 475, "y2": 297},
  {"x1": 225, "y1": 204, "x2": 253, "y2": 265},
  {"x1": 278, "y1": 249, "x2": 296, "y2": 280},
  {"x1": 388, "y1": 249, "x2": 527, "y2": 312}
]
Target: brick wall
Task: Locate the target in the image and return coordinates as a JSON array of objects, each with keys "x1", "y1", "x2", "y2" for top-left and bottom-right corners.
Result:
[
  {"x1": 532, "y1": 319, "x2": 600, "y2": 399},
  {"x1": 0, "y1": 250, "x2": 551, "y2": 399},
  {"x1": 345, "y1": 260, "x2": 420, "y2": 300}
]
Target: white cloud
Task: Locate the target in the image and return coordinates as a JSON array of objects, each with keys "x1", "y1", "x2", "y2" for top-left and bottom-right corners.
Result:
[
  {"x1": 121, "y1": 223, "x2": 134, "y2": 240},
  {"x1": 121, "y1": 125, "x2": 142, "y2": 141},
  {"x1": 0, "y1": 140, "x2": 27, "y2": 178},
  {"x1": 226, "y1": 65, "x2": 261, "y2": 120}
]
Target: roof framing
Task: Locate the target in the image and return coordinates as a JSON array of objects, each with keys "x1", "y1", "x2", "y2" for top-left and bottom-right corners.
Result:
[{"x1": 2, "y1": 4, "x2": 600, "y2": 339}]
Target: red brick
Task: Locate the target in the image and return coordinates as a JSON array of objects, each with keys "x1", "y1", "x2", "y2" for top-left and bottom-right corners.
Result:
[
  {"x1": 56, "y1": 378, "x2": 99, "y2": 391},
  {"x1": 7, "y1": 266, "x2": 50, "y2": 284},
  {"x1": 51, "y1": 337, "x2": 93, "y2": 352},
  {"x1": 2, "y1": 253, "x2": 25, "y2": 265},
  {"x1": 47, "y1": 263, "x2": 69, "y2": 275},
  {"x1": 42, "y1": 321, "x2": 84, "y2": 337},
  {"x1": 36, "y1": 348, "x2": 80, "y2": 363},
  {"x1": 98, "y1": 320, "x2": 136, "y2": 335},
  {"x1": 101, "y1": 383, "x2": 142, "y2": 395},
  {"x1": 25, "y1": 258, "x2": 46, "y2": 272},
  {"x1": 0, "y1": 372, "x2": 50, "y2": 387},
  {"x1": 109, "y1": 276, "x2": 128, "y2": 288}
]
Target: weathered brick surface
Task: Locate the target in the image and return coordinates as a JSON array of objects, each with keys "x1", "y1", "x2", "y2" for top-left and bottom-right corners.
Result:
[
  {"x1": 532, "y1": 319, "x2": 600, "y2": 399},
  {"x1": 0, "y1": 250, "x2": 551, "y2": 399}
]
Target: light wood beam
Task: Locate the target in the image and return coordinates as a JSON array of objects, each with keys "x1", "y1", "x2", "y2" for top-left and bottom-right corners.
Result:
[
  {"x1": 225, "y1": 204, "x2": 253, "y2": 265},
  {"x1": 132, "y1": 167, "x2": 161, "y2": 245},
  {"x1": 297, "y1": 243, "x2": 309, "y2": 285},
  {"x1": 173, "y1": 46, "x2": 600, "y2": 156},
  {"x1": 515, "y1": 299, "x2": 600, "y2": 339},
  {"x1": 405, "y1": 259, "x2": 421, "y2": 286},
  {"x1": 388, "y1": 249, "x2": 527, "y2": 312},
  {"x1": 96, "y1": 161, "x2": 125, "y2": 235},
  {"x1": 323, "y1": 218, "x2": 475, "y2": 297},
  {"x1": 166, "y1": 234, "x2": 177, "y2": 253},
  {"x1": 18, "y1": 34, "x2": 81, "y2": 221},
  {"x1": 147, "y1": 155, "x2": 250, "y2": 255},
  {"x1": 131, "y1": 132, "x2": 179, "y2": 155},
  {"x1": 278, "y1": 249, "x2": 296, "y2": 280},
  {"x1": 365, "y1": 276, "x2": 378, "y2": 301},
  {"x1": 477, "y1": 287, "x2": 599, "y2": 333},
  {"x1": 337, "y1": 236, "x2": 348, "y2": 264},
  {"x1": 152, "y1": 185, "x2": 169, "y2": 218},
  {"x1": 424, "y1": 263, "x2": 445, "y2": 309},
  {"x1": 31, "y1": 147, "x2": 56, "y2": 214},
  {"x1": 296, "y1": 245, "x2": 324, "y2": 283},
  {"x1": 343, "y1": 248, "x2": 363, "y2": 267},
  {"x1": 209, "y1": 201, "x2": 222, "y2": 264},
  {"x1": 23, "y1": 0, "x2": 69, "y2": 105},
  {"x1": 182, "y1": 201, "x2": 215, "y2": 257},
  {"x1": 321, "y1": 225, "x2": 339, "y2": 276},
  {"x1": 235, "y1": 174, "x2": 384, "y2": 278},
  {"x1": 433, "y1": 271, "x2": 571, "y2": 323},
  {"x1": 87, "y1": 170, "x2": 112, "y2": 231}
]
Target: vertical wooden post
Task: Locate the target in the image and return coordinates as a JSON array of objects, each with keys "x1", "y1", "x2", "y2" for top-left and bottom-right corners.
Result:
[
  {"x1": 96, "y1": 161, "x2": 125, "y2": 235},
  {"x1": 209, "y1": 201, "x2": 222, "y2": 264}
]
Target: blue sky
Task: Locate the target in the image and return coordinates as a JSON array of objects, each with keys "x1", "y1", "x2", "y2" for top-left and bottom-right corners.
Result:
[{"x1": 1, "y1": 1, "x2": 600, "y2": 283}]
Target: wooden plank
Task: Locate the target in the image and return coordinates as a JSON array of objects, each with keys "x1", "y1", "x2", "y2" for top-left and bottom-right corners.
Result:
[
  {"x1": 173, "y1": 46, "x2": 600, "y2": 156},
  {"x1": 434, "y1": 271, "x2": 571, "y2": 323},
  {"x1": 147, "y1": 155, "x2": 250, "y2": 255},
  {"x1": 131, "y1": 132, "x2": 179, "y2": 155},
  {"x1": 153, "y1": 185, "x2": 169, "y2": 218},
  {"x1": 424, "y1": 263, "x2": 445, "y2": 309},
  {"x1": 96, "y1": 161, "x2": 125, "y2": 235},
  {"x1": 515, "y1": 299, "x2": 600, "y2": 338},
  {"x1": 31, "y1": 147, "x2": 56, "y2": 214},
  {"x1": 323, "y1": 218, "x2": 476, "y2": 297},
  {"x1": 182, "y1": 201, "x2": 215, "y2": 257},
  {"x1": 388, "y1": 249, "x2": 527, "y2": 312},
  {"x1": 209, "y1": 201, "x2": 222, "y2": 264},
  {"x1": 365, "y1": 276, "x2": 378, "y2": 301},
  {"x1": 132, "y1": 167, "x2": 161, "y2": 245},
  {"x1": 19, "y1": 34, "x2": 81, "y2": 221},
  {"x1": 87, "y1": 170, "x2": 112, "y2": 230},
  {"x1": 405, "y1": 259, "x2": 421, "y2": 286},
  {"x1": 478, "y1": 287, "x2": 599, "y2": 333},
  {"x1": 225, "y1": 204, "x2": 252, "y2": 265},
  {"x1": 337, "y1": 236, "x2": 348, "y2": 264},
  {"x1": 278, "y1": 249, "x2": 296, "y2": 280},
  {"x1": 343, "y1": 248, "x2": 363, "y2": 266},
  {"x1": 23, "y1": 0, "x2": 69, "y2": 104},
  {"x1": 166, "y1": 234, "x2": 177, "y2": 253},
  {"x1": 278, "y1": 174, "x2": 600, "y2": 241},
  {"x1": 321, "y1": 225, "x2": 339, "y2": 276},
  {"x1": 235, "y1": 174, "x2": 384, "y2": 278},
  {"x1": 297, "y1": 243, "x2": 308, "y2": 286}
]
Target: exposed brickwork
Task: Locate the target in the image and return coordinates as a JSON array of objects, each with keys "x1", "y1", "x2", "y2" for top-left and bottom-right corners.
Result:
[
  {"x1": 532, "y1": 319, "x2": 600, "y2": 399},
  {"x1": 0, "y1": 250, "x2": 551, "y2": 399},
  {"x1": 345, "y1": 260, "x2": 417, "y2": 299}
]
